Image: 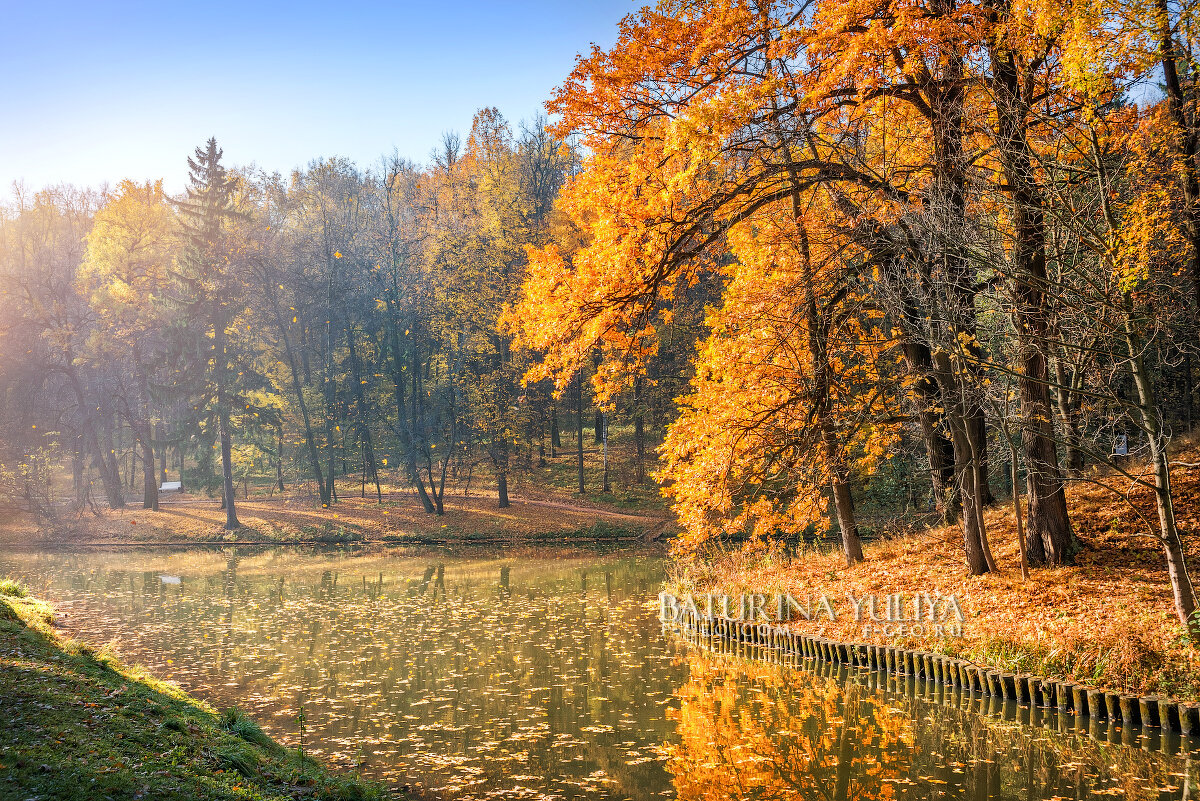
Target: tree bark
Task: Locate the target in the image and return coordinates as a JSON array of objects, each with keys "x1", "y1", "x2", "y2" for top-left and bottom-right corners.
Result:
[{"x1": 991, "y1": 46, "x2": 1074, "y2": 565}]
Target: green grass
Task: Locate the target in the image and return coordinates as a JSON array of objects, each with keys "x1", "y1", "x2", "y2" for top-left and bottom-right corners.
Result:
[
  {"x1": 0, "y1": 578, "x2": 28, "y2": 597},
  {"x1": 0, "y1": 587, "x2": 396, "y2": 800}
]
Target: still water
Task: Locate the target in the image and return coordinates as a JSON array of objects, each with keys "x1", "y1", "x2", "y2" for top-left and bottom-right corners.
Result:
[{"x1": 2, "y1": 545, "x2": 1198, "y2": 801}]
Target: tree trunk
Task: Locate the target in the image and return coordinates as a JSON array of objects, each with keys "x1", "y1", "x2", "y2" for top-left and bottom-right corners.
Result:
[
  {"x1": 72, "y1": 434, "x2": 85, "y2": 504},
  {"x1": 929, "y1": 35, "x2": 994, "y2": 509},
  {"x1": 157, "y1": 424, "x2": 168, "y2": 484},
  {"x1": 991, "y1": 48, "x2": 1074, "y2": 566},
  {"x1": 346, "y1": 324, "x2": 382, "y2": 502},
  {"x1": 141, "y1": 438, "x2": 158, "y2": 511},
  {"x1": 633, "y1": 377, "x2": 646, "y2": 484},
  {"x1": 932, "y1": 352, "x2": 992, "y2": 575},
  {"x1": 901, "y1": 337, "x2": 959, "y2": 521},
  {"x1": 68, "y1": 369, "x2": 124, "y2": 509},
  {"x1": 276, "y1": 426, "x2": 286, "y2": 492},
  {"x1": 498, "y1": 471, "x2": 510, "y2": 508},
  {"x1": 1125, "y1": 305, "x2": 1198, "y2": 630},
  {"x1": 1010, "y1": 436, "x2": 1029, "y2": 581},
  {"x1": 219, "y1": 410, "x2": 239, "y2": 529},
  {"x1": 1052, "y1": 354, "x2": 1085, "y2": 473},
  {"x1": 387, "y1": 324, "x2": 435, "y2": 512},
  {"x1": 271, "y1": 294, "x2": 329, "y2": 505},
  {"x1": 551, "y1": 403, "x2": 561, "y2": 452},
  {"x1": 798, "y1": 219, "x2": 864, "y2": 566},
  {"x1": 1156, "y1": 0, "x2": 1200, "y2": 323},
  {"x1": 576, "y1": 372, "x2": 585, "y2": 495},
  {"x1": 601, "y1": 413, "x2": 611, "y2": 493}
]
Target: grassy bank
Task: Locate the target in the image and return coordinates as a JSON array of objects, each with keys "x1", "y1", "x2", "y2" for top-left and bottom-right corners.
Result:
[
  {"x1": 669, "y1": 452, "x2": 1200, "y2": 703},
  {"x1": 0, "y1": 580, "x2": 395, "y2": 801}
]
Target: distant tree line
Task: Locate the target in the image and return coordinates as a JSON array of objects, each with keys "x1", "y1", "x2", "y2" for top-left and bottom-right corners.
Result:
[{"x1": 0, "y1": 111, "x2": 699, "y2": 530}]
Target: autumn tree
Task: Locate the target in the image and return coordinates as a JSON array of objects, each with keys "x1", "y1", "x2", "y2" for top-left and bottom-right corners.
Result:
[{"x1": 79, "y1": 180, "x2": 175, "y2": 510}]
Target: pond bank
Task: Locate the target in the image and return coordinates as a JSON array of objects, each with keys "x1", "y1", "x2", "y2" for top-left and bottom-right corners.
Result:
[
  {"x1": 0, "y1": 583, "x2": 401, "y2": 801},
  {"x1": 669, "y1": 459, "x2": 1200, "y2": 702},
  {"x1": 0, "y1": 490, "x2": 672, "y2": 547}
]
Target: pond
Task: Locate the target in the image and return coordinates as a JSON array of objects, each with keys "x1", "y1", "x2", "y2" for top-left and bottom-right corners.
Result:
[{"x1": 2, "y1": 545, "x2": 1198, "y2": 801}]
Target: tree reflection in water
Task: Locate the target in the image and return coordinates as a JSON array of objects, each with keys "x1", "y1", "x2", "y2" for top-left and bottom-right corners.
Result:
[{"x1": 667, "y1": 648, "x2": 1199, "y2": 801}]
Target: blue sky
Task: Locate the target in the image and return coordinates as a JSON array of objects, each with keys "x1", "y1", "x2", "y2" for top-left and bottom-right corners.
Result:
[{"x1": 0, "y1": 1, "x2": 634, "y2": 192}]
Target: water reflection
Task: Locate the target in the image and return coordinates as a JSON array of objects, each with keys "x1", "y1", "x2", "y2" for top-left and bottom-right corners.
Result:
[
  {"x1": 2, "y1": 546, "x2": 1197, "y2": 801},
  {"x1": 4, "y1": 546, "x2": 679, "y2": 799},
  {"x1": 669, "y1": 645, "x2": 1200, "y2": 801}
]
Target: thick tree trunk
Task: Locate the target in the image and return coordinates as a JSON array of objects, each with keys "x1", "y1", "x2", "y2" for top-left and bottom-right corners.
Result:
[
  {"x1": 104, "y1": 427, "x2": 125, "y2": 505},
  {"x1": 402, "y1": 333, "x2": 437, "y2": 513},
  {"x1": 828, "y1": 457, "x2": 864, "y2": 566},
  {"x1": 991, "y1": 48, "x2": 1074, "y2": 566},
  {"x1": 931, "y1": 352, "x2": 992, "y2": 575},
  {"x1": 930, "y1": 37, "x2": 994, "y2": 510},
  {"x1": 798, "y1": 219, "x2": 864, "y2": 566},
  {"x1": 498, "y1": 471, "x2": 509, "y2": 508},
  {"x1": 901, "y1": 337, "x2": 959, "y2": 521}
]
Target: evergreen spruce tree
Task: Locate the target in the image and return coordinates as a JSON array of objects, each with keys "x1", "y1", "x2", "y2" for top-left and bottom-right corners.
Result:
[{"x1": 172, "y1": 138, "x2": 243, "y2": 529}]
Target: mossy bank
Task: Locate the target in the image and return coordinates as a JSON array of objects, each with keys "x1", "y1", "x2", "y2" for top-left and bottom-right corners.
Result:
[{"x1": 0, "y1": 581, "x2": 397, "y2": 801}]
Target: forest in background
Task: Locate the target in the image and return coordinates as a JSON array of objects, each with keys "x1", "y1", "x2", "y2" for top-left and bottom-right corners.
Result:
[
  {"x1": 0, "y1": 113, "x2": 697, "y2": 526},
  {"x1": 2, "y1": 1, "x2": 1200, "y2": 627}
]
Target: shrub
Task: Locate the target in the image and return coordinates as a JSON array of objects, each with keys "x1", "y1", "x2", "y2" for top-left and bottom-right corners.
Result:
[{"x1": 219, "y1": 707, "x2": 281, "y2": 753}]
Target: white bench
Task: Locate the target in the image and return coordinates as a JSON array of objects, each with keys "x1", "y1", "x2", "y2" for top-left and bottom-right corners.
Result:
[{"x1": 159, "y1": 481, "x2": 183, "y2": 493}]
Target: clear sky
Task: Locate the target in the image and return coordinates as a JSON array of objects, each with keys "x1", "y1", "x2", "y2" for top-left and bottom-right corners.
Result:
[{"x1": 0, "y1": 1, "x2": 634, "y2": 193}]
